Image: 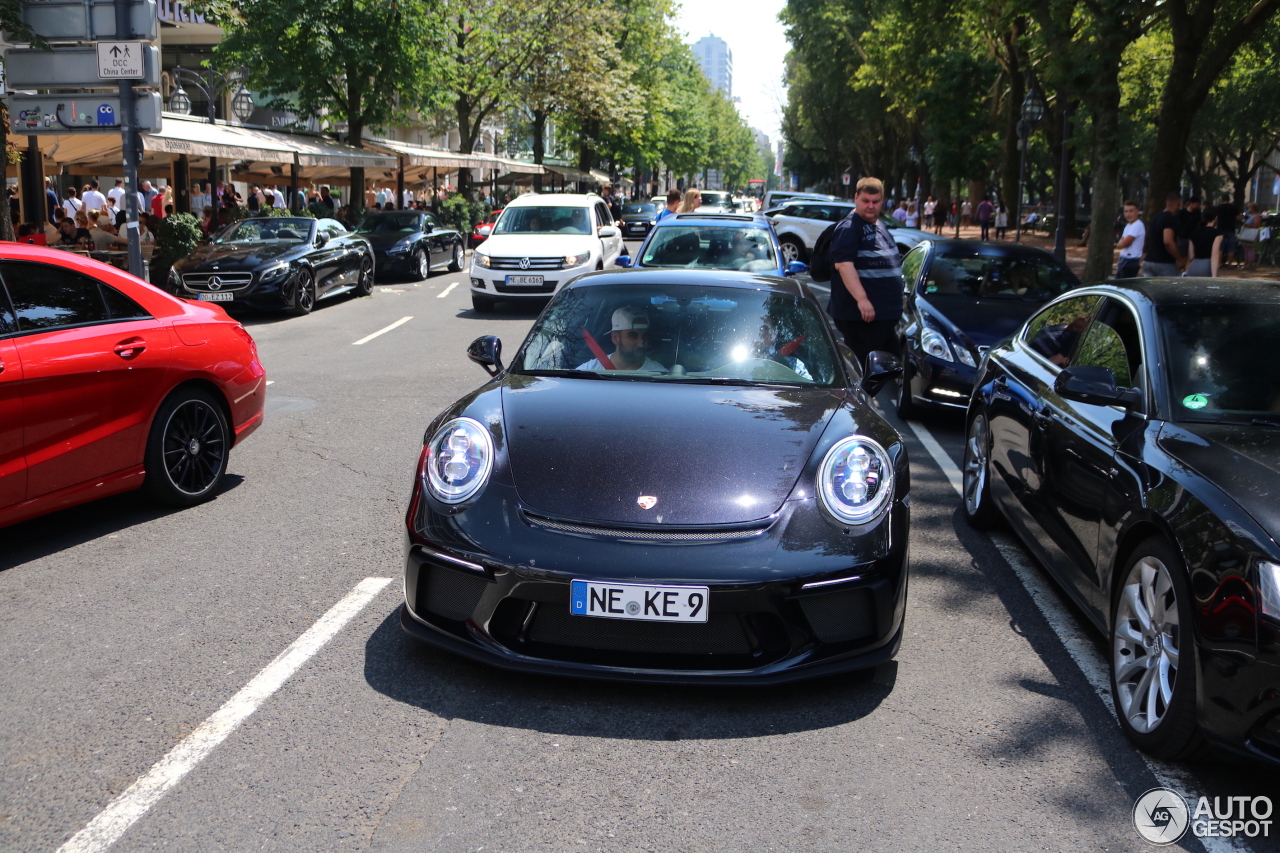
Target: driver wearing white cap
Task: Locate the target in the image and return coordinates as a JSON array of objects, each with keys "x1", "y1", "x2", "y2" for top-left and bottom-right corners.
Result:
[{"x1": 577, "y1": 305, "x2": 667, "y2": 372}]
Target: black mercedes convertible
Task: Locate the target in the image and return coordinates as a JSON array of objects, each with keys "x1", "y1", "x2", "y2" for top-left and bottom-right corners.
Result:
[
  {"x1": 169, "y1": 216, "x2": 374, "y2": 315},
  {"x1": 401, "y1": 269, "x2": 910, "y2": 683},
  {"x1": 963, "y1": 278, "x2": 1280, "y2": 767}
]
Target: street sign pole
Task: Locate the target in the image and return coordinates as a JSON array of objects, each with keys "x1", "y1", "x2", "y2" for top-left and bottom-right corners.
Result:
[{"x1": 115, "y1": 0, "x2": 142, "y2": 278}]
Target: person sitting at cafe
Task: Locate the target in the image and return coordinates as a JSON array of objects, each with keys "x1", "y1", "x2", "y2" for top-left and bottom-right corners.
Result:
[
  {"x1": 44, "y1": 209, "x2": 64, "y2": 244},
  {"x1": 55, "y1": 216, "x2": 93, "y2": 249},
  {"x1": 88, "y1": 210, "x2": 128, "y2": 251},
  {"x1": 200, "y1": 205, "x2": 216, "y2": 236},
  {"x1": 137, "y1": 212, "x2": 156, "y2": 246}
]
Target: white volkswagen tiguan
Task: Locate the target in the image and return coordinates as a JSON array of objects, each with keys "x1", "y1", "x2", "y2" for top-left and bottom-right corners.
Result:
[{"x1": 469, "y1": 193, "x2": 624, "y2": 312}]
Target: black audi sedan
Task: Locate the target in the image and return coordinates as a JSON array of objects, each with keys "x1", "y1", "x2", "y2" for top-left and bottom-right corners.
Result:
[
  {"x1": 963, "y1": 278, "x2": 1280, "y2": 767},
  {"x1": 895, "y1": 239, "x2": 1079, "y2": 418},
  {"x1": 170, "y1": 216, "x2": 374, "y2": 315},
  {"x1": 619, "y1": 202, "x2": 658, "y2": 240},
  {"x1": 401, "y1": 269, "x2": 910, "y2": 683},
  {"x1": 354, "y1": 209, "x2": 465, "y2": 281}
]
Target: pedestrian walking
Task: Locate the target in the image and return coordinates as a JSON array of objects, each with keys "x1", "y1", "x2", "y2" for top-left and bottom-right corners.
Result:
[
  {"x1": 107, "y1": 178, "x2": 126, "y2": 210},
  {"x1": 961, "y1": 198, "x2": 973, "y2": 228},
  {"x1": 654, "y1": 189, "x2": 681, "y2": 223},
  {"x1": 933, "y1": 198, "x2": 946, "y2": 234},
  {"x1": 828, "y1": 177, "x2": 904, "y2": 370},
  {"x1": 81, "y1": 180, "x2": 109, "y2": 216},
  {"x1": 976, "y1": 196, "x2": 994, "y2": 240},
  {"x1": 62, "y1": 187, "x2": 84, "y2": 220},
  {"x1": 904, "y1": 201, "x2": 919, "y2": 228},
  {"x1": 1217, "y1": 195, "x2": 1241, "y2": 265},
  {"x1": 1115, "y1": 201, "x2": 1146, "y2": 278},
  {"x1": 1185, "y1": 207, "x2": 1222, "y2": 277},
  {"x1": 923, "y1": 196, "x2": 935, "y2": 228},
  {"x1": 891, "y1": 199, "x2": 908, "y2": 222},
  {"x1": 1143, "y1": 192, "x2": 1185, "y2": 277},
  {"x1": 45, "y1": 177, "x2": 61, "y2": 221},
  {"x1": 1240, "y1": 202, "x2": 1263, "y2": 266},
  {"x1": 994, "y1": 204, "x2": 1009, "y2": 240},
  {"x1": 948, "y1": 198, "x2": 958, "y2": 229},
  {"x1": 676, "y1": 188, "x2": 702, "y2": 214},
  {"x1": 1176, "y1": 195, "x2": 1201, "y2": 260}
]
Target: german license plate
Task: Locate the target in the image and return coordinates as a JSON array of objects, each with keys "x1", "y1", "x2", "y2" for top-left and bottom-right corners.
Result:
[
  {"x1": 571, "y1": 580, "x2": 708, "y2": 623},
  {"x1": 197, "y1": 292, "x2": 233, "y2": 302},
  {"x1": 504, "y1": 274, "x2": 544, "y2": 286}
]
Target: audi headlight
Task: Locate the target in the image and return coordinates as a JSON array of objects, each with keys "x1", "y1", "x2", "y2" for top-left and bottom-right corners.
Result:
[
  {"x1": 920, "y1": 327, "x2": 954, "y2": 362},
  {"x1": 474, "y1": 252, "x2": 492, "y2": 268},
  {"x1": 956, "y1": 346, "x2": 977, "y2": 368},
  {"x1": 259, "y1": 263, "x2": 290, "y2": 283},
  {"x1": 1260, "y1": 561, "x2": 1280, "y2": 621},
  {"x1": 422, "y1": 417, "x2": 493, "y2": 504},
  {"x1": 818, "y1": 436, "x2": 895, "y2": 524},
  {"x1": 564, "y1": 251, "x2": 591, "y2": 266}
]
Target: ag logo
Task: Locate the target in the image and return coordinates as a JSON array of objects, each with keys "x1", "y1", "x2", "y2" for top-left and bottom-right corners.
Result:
[
  {"x1": 1133, "y1": 787, "x2": 1189, "y2": 845},
  {"x1": 637, "y1": 495, "x2": 657, "y2": 510}
]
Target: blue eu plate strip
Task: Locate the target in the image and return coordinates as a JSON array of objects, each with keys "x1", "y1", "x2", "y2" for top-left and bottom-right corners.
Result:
[{"x1": 570, "y1": 580, "x2": 587, "y2": 614}]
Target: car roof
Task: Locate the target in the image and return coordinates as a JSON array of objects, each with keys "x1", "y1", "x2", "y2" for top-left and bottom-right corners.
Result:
[
  {"x1": 506, "y1": 193, "x2": 602, "y2": 207},
  {"x1": 1087, "y1": 277, "x2": 1280, "y2": 306},
  {"x1": 921, "y1": 238, "x2": 1060, "y2": 260},
  {"x1": 662, "y1": 213, "x2": 769, "y2": 226},
  {"x1": 564, "y1": 268, "x2": 805, "y2": 296}
]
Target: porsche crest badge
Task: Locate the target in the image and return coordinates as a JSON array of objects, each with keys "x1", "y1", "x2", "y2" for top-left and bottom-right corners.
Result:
[{"x1": 637, "y1": 495, "x2": 657, "y2": 510}]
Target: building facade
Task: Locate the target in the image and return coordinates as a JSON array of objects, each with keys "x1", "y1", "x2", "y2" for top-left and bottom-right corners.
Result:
[{"x1": 691, "y1": 35, "x2": 732, "y2": 97}]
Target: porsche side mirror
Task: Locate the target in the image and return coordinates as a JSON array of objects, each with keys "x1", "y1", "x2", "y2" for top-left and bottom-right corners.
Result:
[
  {"x1": 861, "y1": 350, "x2": 903, "y2": 397},
  {"x1": 467, "y1": 335, "x2": 504, "y2": 376},
  {"x1": 785, "y1": 261, "x2": 808, "y2": 276},
  {"x1": 614, "y1": 256, "x2": 632, "y2": 268},
  {"x1": 1054, "y1": 366, "x2": 1141, "y2": 409}
]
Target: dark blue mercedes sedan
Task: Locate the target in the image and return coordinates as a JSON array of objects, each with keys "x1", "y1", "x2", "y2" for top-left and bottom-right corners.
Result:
[{"x1": 894, "y1": 239, "x2": 1080, "y2": 418}]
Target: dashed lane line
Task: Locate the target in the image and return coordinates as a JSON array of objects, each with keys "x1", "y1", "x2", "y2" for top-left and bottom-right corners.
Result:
[
  {"x1": 57, "y1": 577, "x2": 394, "y2": 853},
  {"x1": 437, "y1": 281, "x2": 459, "y2": 299},
  {"x1": 903, "y1": 418, "x2": 1246, "y2": 853},
  {"x1": 352, "y1": 316, "x2": 414, "y2": 346}
]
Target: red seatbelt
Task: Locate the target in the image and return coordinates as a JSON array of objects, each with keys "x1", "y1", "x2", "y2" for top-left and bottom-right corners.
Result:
[
  {"x1": 580, "y1": 327, "x2": 616, "y2": 370},
  {"x1": 778, "y1": 334, "x2": 806, "y2": 357}
]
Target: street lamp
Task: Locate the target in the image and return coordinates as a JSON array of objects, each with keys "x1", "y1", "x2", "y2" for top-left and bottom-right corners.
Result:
[
  {"x1": 167, "y1": 66, "x2": 255, "y2": 222},
  {"x1": 1014, "y1": 87, "x2": 1045, "y2": 243}
]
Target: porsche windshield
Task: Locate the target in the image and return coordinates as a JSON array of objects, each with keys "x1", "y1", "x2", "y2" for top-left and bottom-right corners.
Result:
[
  {"x1": 640, "y1": 226, "x2": 777, "y2": 271},
  {"x1": 518, "y1": 284, "x2": 838, "y2": 386},
  {"x1": 217, "y1": 218, "x2": 312, "y2": 244},
  {"x1": 493, "y1": 206, "x2": 592, "y2": 236},
  {"x1": 922, "y1": 253, "x2": 1077, "y2": 301},
  {"x1": 1161, "y1": 302, "x2": 1280, "y2": 420}
]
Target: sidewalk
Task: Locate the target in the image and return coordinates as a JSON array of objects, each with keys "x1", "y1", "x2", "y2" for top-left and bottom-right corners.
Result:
[{"x1": 933, "y1": 222, "x2": 1280, "y2": 282}]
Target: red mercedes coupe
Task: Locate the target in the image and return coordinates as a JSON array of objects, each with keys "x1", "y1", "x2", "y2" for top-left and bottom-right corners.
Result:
[{"x1": 0, "y1": 245, "x2": 266, "y2": 528}]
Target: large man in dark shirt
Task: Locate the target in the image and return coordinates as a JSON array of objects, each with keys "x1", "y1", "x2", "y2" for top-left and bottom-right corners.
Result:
[
  {"x1": 1143, "y1": 191, "x2": 1185, "y2": 277},
  {"x1": 828, "y1": 176, "x2": 904, "y2": 370}
]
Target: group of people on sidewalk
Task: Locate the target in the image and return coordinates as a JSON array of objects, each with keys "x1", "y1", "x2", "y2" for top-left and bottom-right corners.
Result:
[
  {"x1": 891, "y1": 195, "x2": 1012, "y2": 239},
  {"x1": 1115, "y1": 192, "x2": 1266, "y2": 279}
]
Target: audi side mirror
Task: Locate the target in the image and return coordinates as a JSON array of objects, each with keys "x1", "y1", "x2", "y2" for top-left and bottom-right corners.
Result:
[
  {"x1": 1054, "y1": 366, "x2": 1141, "y2": 409},
  {"x1": 467, "y1": 335, "x2": 504, "y2": 376},
  {"x1": 861, "y1": 351, "x2": 903, "y2": 397}
]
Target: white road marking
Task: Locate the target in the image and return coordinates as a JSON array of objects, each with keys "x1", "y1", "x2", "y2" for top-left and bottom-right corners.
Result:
[
  {"x1": 265, "y1": 380, "x2": 274, "y2": 386},
  {"x1": 352, "y1": 316, "x2": 413, "y2": 346},
  {"x1": 904, "y1": 419, "x2": 1247, "y2": 853},
  {"x1": 437, "y1": 281, "x2": 459, "y2": 299},
  {"x1": 57, "y1": 577, "x2": 393, "y2": 853}
]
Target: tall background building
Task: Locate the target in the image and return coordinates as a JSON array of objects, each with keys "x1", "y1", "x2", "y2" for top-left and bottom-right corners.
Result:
[{"x1": 692, "y1": 35, "x2": 732, "y2": 97}]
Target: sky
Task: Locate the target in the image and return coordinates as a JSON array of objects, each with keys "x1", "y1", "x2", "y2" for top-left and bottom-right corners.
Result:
[{"x1": 672, "y1": 0, "x2": 790, "y2": 145}]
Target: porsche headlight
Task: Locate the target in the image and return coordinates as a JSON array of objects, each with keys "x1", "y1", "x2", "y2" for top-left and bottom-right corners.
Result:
[
  {"x1": 423, "y1": 417, "x2": 493, "y2": 504},
  {"x1": 1260, "y1": 561, "x2": 1280, "y2": 621},
  {"x1": 474, "y1": 252, "x2": 492, "y2": 268},
  {"x1": 387, "y1": 241, "x2": 411, "y2": 254},
  {"x1": 920, "y1": 327, "x2": 954, "y2": 362},
  {"x1": 818, "y1": 436, "x2": 895, "y2": 524},
  {"x1": 564, "y1": 251, "x2": 591, "y2": 266},
  {"x1": 259, "y1": 263, "x2": 290, "y2": 283}
]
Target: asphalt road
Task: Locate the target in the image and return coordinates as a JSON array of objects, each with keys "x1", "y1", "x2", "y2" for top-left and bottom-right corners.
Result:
[{"x1": 1, "y1": 246, "x2": 1276, "y2": 853}]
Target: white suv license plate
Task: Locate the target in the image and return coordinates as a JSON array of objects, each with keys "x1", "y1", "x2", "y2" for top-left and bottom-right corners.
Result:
[
  {"x1": 571, "y1": 580, "x2": 709, "y2": 623},
  {"x1": 197, "y1": 292, "x2": 234, "y2": 302},
  {"x1": 505, "y1": 274, "x2": 544, "y2": 286}
]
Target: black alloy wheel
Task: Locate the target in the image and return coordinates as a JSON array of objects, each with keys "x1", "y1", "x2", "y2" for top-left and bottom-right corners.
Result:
[
  {"x1": 448, "y1": 242, "x2": 464, "y2": 272},
  {"x1": 354, "y1": 253, "x2": 375, "y2": 297},
  {"x1": 143, "y1": 387, "x2": 230, "y2": 507},
  {"x1": 413, "y1": 248, "x2": 430, "y2": 281},
  {"x1": 286, "y1": 267, "x2": 316, "y2": 315},
  {"x1": 1109, "y1": 537, "x2": 1208, "y2": 760},
  {"x1": 961, "y1": 411, "x2": 997, "y2": 528}
]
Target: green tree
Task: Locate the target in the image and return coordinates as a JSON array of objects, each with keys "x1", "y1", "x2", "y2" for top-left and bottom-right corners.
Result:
[
  {"x1": 0, "y1": 1, "x2": 44, "y2": 241},
  {"x1": 205, "y1": 0, "x2": 450, "y2": 212}
]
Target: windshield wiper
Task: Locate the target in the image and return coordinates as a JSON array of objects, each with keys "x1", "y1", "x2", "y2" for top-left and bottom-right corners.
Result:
[
  {"x1": 520, "y1": 369, "x2": 650, "y2": 380},
  {"x1": 662, "y1": 377, "x2": 799, "y2": 387},
  {"x1": 1178, "y1": 416, "x2": 1280, "y2": 428}
]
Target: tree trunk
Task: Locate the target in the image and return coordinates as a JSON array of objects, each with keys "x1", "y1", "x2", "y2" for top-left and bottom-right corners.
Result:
[
  {"x1": 0, "y1": 112, "x2": 12, "y2": 242},
  {"x1": 1001, "y1": 74, "x2": 1024, "y2": 209},
  {"x1": 1085, "y1": 77, "x2": 1123, "y2": 281},
  {"x1": 532, "y1": 109, "x2": 547, "y2": 192}
]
